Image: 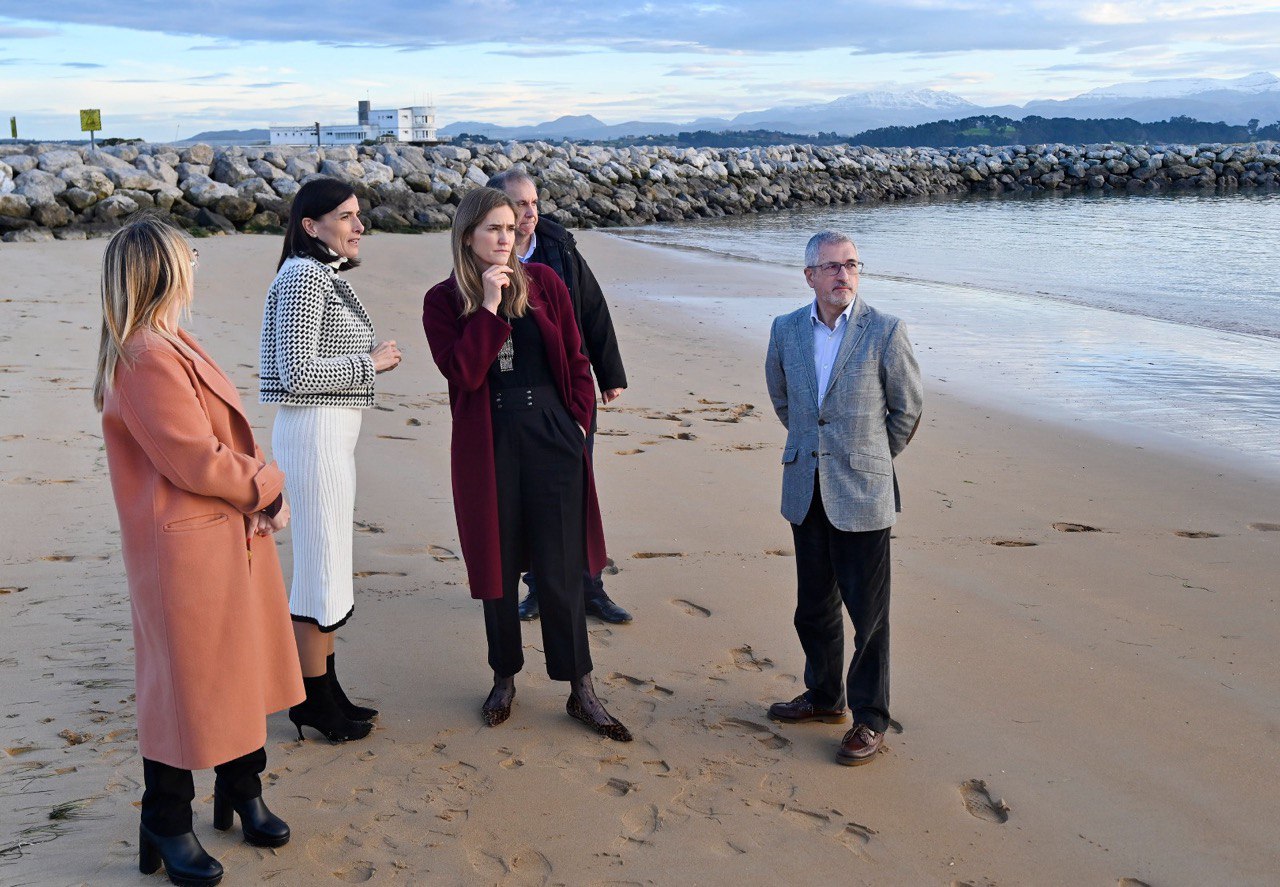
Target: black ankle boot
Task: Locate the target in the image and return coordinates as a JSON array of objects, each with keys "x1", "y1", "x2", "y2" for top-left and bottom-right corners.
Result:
[
  {"x1": 213, "y1": 789, "x2": 290, "y2": 848},
  {"x1": 567, "y1": 673, "x2": 633, "y2": 742},
  {"x1": 139, "y1": 823, "x2": 223, "y2": 886},
  {"x1": 327, "y1": 653, "x2": 377, "y2": 721},
  {"x1": 288, "y1": 674, "x2": 373, "y2": 743}
]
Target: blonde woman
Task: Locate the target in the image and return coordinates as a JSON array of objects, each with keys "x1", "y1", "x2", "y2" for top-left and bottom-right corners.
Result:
[
  {"x1": 95, "y1": 216, "x2": 303, "y2": 886},
  {"x1": 422, "y1": 187, "x2": 630, "y2": 741}
]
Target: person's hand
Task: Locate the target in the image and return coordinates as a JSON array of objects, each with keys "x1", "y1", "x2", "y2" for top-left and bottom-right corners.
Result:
[
  {"x1": 247, "y1": 512, "x2": 270, "y2": 539},
  {"x1": 265, "y1": 498, "x2": 290, "y2": 533},
  {"x1": 600, "y1": 387, "x2": 624, "y2": 405},
  {"x1": 481, "y1": 264, "x2": 511, "y2": 314},
  {"x1": 371, "y1": 340, "x2": 401, "y2": 373}
]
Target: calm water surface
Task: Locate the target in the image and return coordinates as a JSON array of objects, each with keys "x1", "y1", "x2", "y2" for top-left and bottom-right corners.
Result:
[{"x1": 614, "y1": 192, "x2": 1280, "y2": 471}]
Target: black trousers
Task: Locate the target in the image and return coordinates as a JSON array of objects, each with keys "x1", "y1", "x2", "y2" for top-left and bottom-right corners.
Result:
[
  {"x1": 522, "y1": 427, "x2": 605, "y2": 600},
  {"x1": 790, "y1": 475, "x2": 892, "y2": 733},
  {"x1": 141, "y1": 747, "x2": 266, "y2": 836},
  {"x1": 484, "y1": 392, "x2": 592, "y2": 681}
]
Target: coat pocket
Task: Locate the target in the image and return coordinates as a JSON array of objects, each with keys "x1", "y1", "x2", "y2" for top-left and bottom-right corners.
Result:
[
  {"x1": 848, "y1": 452, "x2": 891, "y2": 476},
  {"x1": 781, "y1": 446, "x2": 798, "y2": 464},
  {"x1": 163, "y1": 513, "x2": 230, "y2": 533}
]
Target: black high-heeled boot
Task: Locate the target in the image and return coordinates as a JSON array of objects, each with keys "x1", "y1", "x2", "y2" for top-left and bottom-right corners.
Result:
[
  {"x1": 288, "y1": 674, "x2": 373, "y2": 743},
  {"x1": 566, "y1": 673, "x2": 633, "y2": 742},
  {"x1": 327, "y1": 653, "x2": 377, "y2": 721},
  {"x1": 213, "y1": 790, "x2": 290, "y2": 848},
  {"x1": 139, "y1": 823, "x2": 223, "y2": 886}
]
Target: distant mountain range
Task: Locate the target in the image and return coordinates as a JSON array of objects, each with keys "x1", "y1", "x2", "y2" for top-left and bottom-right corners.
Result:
[
  {"x1": 438, "y1": 72, "x2": 1280, "y2": 141},
  {"x1": 185, "y1": 72, "x2": 1280, "y2": 145}
]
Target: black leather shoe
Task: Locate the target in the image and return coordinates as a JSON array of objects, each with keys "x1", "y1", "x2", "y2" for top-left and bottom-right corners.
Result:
[
  {"x1": 767, "y1": 692, "x2": 848, "y2": 724},
  {"x1": 139, "y1": 823, "x2": 224, "y2": 886},
  {"x1": 213, "y1": 791, "x2": 290, "y2": 848},
  {"x1": 327, "y1": 653, "x2": 378, "y2": 721},
  {"x1": 517, "y1": 590, "x2": 540, "y2": 621},
  {"x1": 585, "y1": 594, "x2": 633, "y2": 624},
  {"x1": 288, "y1": 675, "x2": 373, "y2": 743}
]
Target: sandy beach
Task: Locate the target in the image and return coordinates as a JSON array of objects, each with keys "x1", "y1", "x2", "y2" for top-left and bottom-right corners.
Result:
[{"x1": 2, "y1": 229, "x2": 1279, "y2": 885}]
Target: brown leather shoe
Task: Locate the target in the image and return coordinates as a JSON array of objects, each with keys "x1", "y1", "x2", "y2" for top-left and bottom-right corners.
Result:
[
  {"x1": 767, "y1": 692, "x2": 848, "y2": 724},
  {"x1": 837, "y1": 724, "x2": 884, "y2": 766}
]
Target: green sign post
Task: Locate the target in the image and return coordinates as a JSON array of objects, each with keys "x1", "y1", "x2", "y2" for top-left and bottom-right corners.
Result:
[
  {"x1": 80, "y1": 108, "x2": 101, "y2": 148},
  {"x1": 8, "y1": 117, "x2": 15, "y2": 139}
]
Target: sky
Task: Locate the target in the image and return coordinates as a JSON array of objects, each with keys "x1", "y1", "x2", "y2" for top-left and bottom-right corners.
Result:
[{"x1": 1, "y1": 1, "x2": 1279, "y2": 142}]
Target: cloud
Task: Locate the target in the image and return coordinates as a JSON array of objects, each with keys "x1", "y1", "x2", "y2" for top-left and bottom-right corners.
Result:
[
  {"x1": 61, "y1": 61, "x2": 104, "y2": 68},
  {"x1": 9, "y1": 0, "x2": 1269, "y2": 57},
  {"x1": 0, "y1": 24, "x2": 58, "y2": 38}
]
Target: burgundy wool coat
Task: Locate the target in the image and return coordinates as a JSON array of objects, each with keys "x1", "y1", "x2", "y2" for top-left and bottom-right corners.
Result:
[
  {"x1": 422, "y1": 262, "x2": 606, "y2": 600},
  {"x1": 102, "y1": 328, "x2": 304, "y2": 770}
]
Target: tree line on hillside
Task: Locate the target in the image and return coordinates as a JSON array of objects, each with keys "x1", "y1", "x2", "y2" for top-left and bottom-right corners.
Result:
[{"x1": 457, "y1": 115, "x2": 1280, "y2": 150}]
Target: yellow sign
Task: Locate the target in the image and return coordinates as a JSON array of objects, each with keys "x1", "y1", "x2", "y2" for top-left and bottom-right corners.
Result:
[{"x1": 80, "y1": 109, "x2": 101, "y2": 132}]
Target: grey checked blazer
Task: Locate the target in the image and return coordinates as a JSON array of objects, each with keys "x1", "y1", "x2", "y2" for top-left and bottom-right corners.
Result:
[{"x1": 765, "y1": 296, "x2": 923, "y2": 532}]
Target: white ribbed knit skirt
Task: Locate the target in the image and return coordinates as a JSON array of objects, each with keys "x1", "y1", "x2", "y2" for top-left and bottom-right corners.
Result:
[{"x1": 272, "y1": 405, "x2": 363, "y2": 631}]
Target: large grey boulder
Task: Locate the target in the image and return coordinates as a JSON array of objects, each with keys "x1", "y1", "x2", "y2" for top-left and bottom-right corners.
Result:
[
  {"x1": 84, "y1": 148, "x2": 135, "y2": 172},
  {"x1": 361, "y1": 159, "x2": 395, "y2": 185},
  {"x1": 59, "y1": 165, "x2": 115, "y2": 199},
  {"x1": 33, "y1": 201, "x2": 74, "y2": 227},
  {"x1": 211, "y1": 154, "x2": 256, "y2": 186},
  {"x1": 15, "y1": 169, "x2": 67, "y2": 204},
  {"x1": 0, "y1": 194, "x2": 32, "y2": 218},
  {"x1": 464, "y1": 164, "x2": 489, "y2": 186},
  {"x1": 320, "y1": 159, "x2": 363, "y2": 179},
  {"x1": 174, "y1": 162, "x2": 210, "y2": 182},
  {"x1": 2, "y1": 154, "x2": 37, "y2": 174},
  {"x1": 214, "y1": 195, "x2": 256, "y2": 222},
  {"x1": 325, "y1": 146, "x2": 357, "y2": 162},
  {"x1": 194, "y1": 207, "x2": 236, "y2": 233},
  {"x1": 95, "y1": 193, "x2": 140, "y2": 223},
  {"x1": 182, "y1": 174, "x2": 238, "y2": 207},
  {"x1": 134, "y1": 155, "x2": 179, "y2": 186},
  {"x1": 36, "y1": 149, "x2": 83, "y2": 174},
  {"x1": 285, "y1": 155, "x2": 318, "y2": 180},
  {"x1": 271, "y1": 177, "x2": 301, "y2": 198},
  {"x1": 61, "y1": 187, "x2": 100, "y2": 212},
  {"x1": 181, "y1": 143, "x2": 215, "y2": 165},
  {"x1": 3, "y1": 228, "x2": 56, "y2": 243},
  {"x1": 105, "y1": 167, "x2": 164, "y2": 191},
  {"x1": 249, "y1": 159, "x2": 283, "y2": 181}
]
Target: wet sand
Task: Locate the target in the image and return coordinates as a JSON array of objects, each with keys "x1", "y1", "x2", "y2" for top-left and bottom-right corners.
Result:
[{"x1": 2, "y1": 231, "x2": 1278, "y2": 885}]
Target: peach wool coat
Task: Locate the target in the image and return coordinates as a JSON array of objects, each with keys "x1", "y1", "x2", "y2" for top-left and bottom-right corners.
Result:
[{"x1": 102, "y1": 328, "x2": 303, "y2": 770}]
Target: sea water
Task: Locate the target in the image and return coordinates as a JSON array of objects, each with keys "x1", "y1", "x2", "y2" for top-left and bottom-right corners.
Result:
[{"x1": 614, "y1": 192, "x2": 1280, "y2": 472}]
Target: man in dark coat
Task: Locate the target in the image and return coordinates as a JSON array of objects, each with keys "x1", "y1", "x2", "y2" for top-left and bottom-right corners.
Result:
[{"x1": 489, "y1": 169, "x2": 633, "y2": 625}]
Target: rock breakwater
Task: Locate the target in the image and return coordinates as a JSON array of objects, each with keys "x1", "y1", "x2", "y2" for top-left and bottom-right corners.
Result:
[{"x1": 2, "y1": 139, "x2": 1278, "y2": 242}]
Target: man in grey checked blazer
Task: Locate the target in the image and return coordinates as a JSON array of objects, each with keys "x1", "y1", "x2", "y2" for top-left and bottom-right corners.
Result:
[{"x1": 764, "y1": 230, "x2": 923, "y2": 766}]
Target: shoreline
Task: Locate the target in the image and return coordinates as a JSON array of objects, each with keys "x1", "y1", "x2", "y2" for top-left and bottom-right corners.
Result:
[{"x1": 2, "y1": 232, "x2": 1279, "y2": 884}]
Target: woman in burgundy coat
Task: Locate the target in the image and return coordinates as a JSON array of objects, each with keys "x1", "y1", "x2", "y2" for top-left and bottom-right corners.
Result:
[{"x1": 423, "y1": 187, "x2": 630, "y2": 741}]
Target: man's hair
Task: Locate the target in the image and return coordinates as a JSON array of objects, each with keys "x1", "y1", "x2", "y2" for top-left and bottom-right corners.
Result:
[
  {"x1": 486, "y1": 168, "x2": 537, "y2": 193},
  {"x1": 804, "y1": 230, "x2": 856, "y2": 268}
]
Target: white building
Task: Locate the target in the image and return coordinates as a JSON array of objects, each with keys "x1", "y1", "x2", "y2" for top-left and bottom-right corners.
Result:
[{"x1": 270, "y1": 101, "x2": 438, "y2": 146}]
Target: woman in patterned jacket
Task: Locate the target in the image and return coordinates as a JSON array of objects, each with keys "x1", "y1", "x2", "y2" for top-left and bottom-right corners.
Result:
[{"x1": 260, "y1": 177, "x2": 401, "y2": 742}]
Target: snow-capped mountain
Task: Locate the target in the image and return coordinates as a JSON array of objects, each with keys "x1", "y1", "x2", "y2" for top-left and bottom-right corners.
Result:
[{"x1": 1082, "y1": 72, "x2": 1279, "y2": 100}]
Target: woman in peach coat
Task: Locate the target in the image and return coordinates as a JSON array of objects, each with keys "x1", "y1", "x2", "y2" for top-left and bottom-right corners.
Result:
[{"x1": 95, "y1": 216, "x2": 304, "y2": 887}]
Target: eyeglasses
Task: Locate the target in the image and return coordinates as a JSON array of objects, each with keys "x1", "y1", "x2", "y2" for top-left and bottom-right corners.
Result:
[{"x1": 808, "y1": 259, "x2": 864, "y2": 276}]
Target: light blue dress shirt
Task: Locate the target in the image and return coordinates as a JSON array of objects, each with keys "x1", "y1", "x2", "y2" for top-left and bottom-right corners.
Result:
[{"x1": 811, "y1": 299, "x2": 854, "y2": 408}]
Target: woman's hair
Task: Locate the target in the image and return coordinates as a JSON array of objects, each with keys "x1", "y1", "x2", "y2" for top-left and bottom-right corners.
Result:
[
  {"x1": 93, "y1": 214, "x2": 195, "y2": 411},
  {"x1": 278, "y1": 176, "x2": 361, "y2": 270},
  {"x1": 450, "y1": 187, "x2": 528, "y2": 318}
]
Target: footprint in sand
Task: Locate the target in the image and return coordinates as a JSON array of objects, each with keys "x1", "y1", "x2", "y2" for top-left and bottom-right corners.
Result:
[
  {"x1": 1248, "y1": 522, "x2": 1280, "y2": 531},
  {"x1": 354, "y1": 520, "x2": 385, "y2": 534},
  {"x1": 596, "y1": 429, "x2": 629, "y2": 437},
  {"x1": 731, "y1": 645, "x2": 774, "y2": 671},
  {"x1": 615, "y1": 448, "x2": 645, "y2": 455},
  {"x1": 986, "y1": 539, "x2": 1038, "y2": 547},
  {"x1": 632, "y1": 551, "x2": 684, "y2": 559},
  {"x1": 352, "y1": 570, "x2": 408, "y2": 578},
  {"x1": 672, "y1": 599, "x2": 711, "y2": 617},
  {"x1": 959, "y1": 778, "x2": 1010, "y2": 823},
  {"x1": 333, "y1": 862, "x2": 375, "y2": 883},
  {"x1": 723, "y1": 717, "x2": 791, "y2": 750},
  {"x1": 597, "y1": 777, "x2": 638, "y2": 797},
  {"x1": 1118, "y1": 880, "x2": 1154, "y2": 887},
  {"x1": 405, "y1": 418, "x2": 422, "y2": 426},
  {"x1": 661, "y1": 432, "x2": 698, "y2": 441},
  {"x1": 376, "y1": 434, "x2": 416, "y2": 441},
  {"x1": 428, "y1": 544, "x2": 459, "y2": 562},
  {"x1": 0, "y1": 586, "x2": 27, "y2": 594},
  {"x1": 1052, "y1": 522, "x2": 1100, "y2": 533},
  {"x1": 642, "y1": 759, "x2": 671, "y2": 775},
  {"x1": 765, "y1": 548, "x2": 794, "y2": 557},
  {"x1": 1174, "y1": 530, "x2": 1220, "y2": 538}
]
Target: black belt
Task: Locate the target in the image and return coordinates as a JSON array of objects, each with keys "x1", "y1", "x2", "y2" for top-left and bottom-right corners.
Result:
[{"x1": 491, "y1": 385, "x2": 561, "y2": 411}]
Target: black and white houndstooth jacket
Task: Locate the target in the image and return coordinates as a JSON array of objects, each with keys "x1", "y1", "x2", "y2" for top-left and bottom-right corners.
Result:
[{"x1": 259, "y1": 256, "x2": 377, "y2": 408}]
